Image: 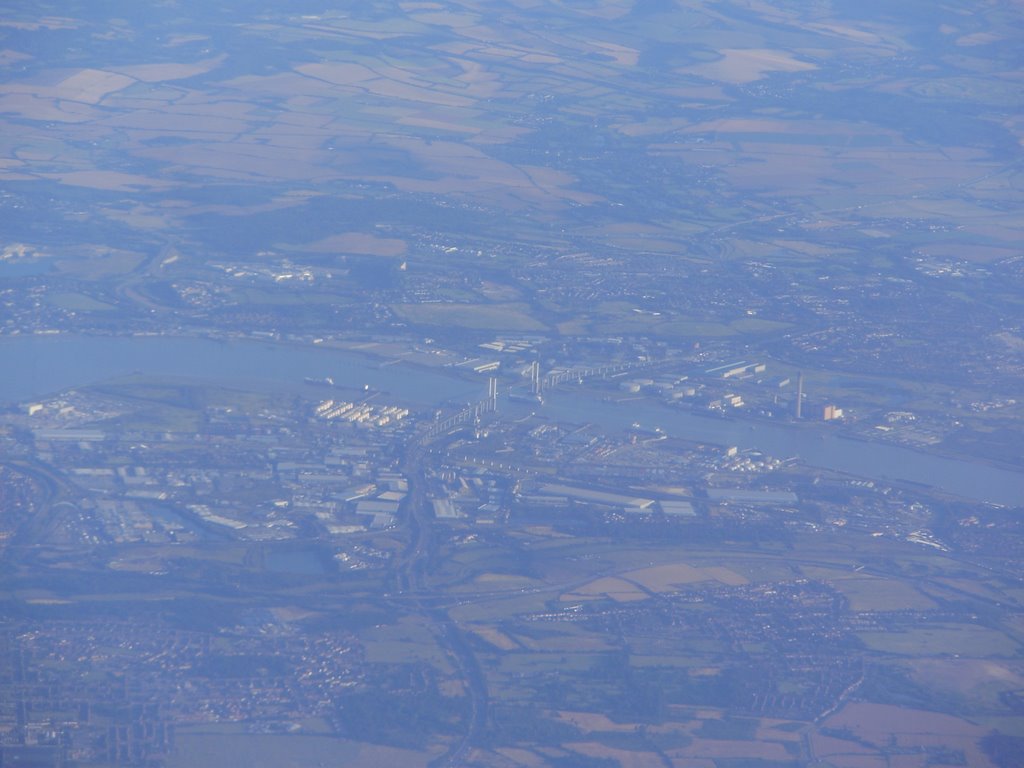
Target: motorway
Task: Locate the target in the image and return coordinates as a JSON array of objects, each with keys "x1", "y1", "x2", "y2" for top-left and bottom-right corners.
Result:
[{"x1": 393, "y1": 434, "x2": 489, "y2": 768}]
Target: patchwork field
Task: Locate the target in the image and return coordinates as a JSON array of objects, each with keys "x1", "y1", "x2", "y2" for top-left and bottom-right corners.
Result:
[{"x1": 2, "y1": 1, "x2": 1023, "y2": 767}]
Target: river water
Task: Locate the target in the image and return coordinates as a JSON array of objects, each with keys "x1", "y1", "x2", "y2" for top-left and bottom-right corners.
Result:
[
  {"x1": 546, "y1": 391, "x2": 1024, "y2": 507},
  {"x1": 2, "y1": 335, "x2": 1021, "y2": 506},
  {"x1": 0, "y1": 335, "x2": 478, "y2": 406}
]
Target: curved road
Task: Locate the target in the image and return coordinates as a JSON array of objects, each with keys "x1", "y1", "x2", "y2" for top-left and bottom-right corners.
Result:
[{"x1": 394, "y1": 434, "x2": 489, "y2": 768}]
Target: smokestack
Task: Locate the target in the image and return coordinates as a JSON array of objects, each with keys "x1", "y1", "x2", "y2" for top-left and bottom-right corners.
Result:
[{"x1": 796, "y1": 372, "x2": 804, "y2": 419}]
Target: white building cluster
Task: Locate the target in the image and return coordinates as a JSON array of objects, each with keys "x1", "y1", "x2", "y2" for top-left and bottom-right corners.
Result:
[{"x1": 315, "y1": 399, "x2": 409, "y2": 428}]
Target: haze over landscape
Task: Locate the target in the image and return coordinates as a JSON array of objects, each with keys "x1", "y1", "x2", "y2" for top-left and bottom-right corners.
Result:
[{"x1": 0, "y1": 1, "x2": 1023, "y2": 767}]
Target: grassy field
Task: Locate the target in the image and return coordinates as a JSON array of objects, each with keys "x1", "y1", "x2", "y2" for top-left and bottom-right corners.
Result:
[
  {"x1": 170, "y1": 729, "x2": 435, "y2": 768},
  {"x1": 858, "y1": 624, "x2": 1019, "y2": 658},
  {"x1": 362, "y1": 617, "x2": 453, "y2": 668},
  {"x1": 826, "y1": 576, "x2": 938, "y2": 612},
  {"x1": 46, "y1": 291, "x2": 117, "y2": 311},
  {"x1": 392, "y1": 302, "x2": 547, "y2": 331}
]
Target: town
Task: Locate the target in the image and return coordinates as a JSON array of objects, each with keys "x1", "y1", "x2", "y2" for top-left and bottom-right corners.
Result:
[{"x1": 1, "y1": 334, "x2": 1020, "y2": 766}]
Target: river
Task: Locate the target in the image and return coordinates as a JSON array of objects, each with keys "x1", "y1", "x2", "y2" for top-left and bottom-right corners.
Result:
[
  {"x1": 0, "y1": 335, "x2": 478, "y2": 405},
  {"x1": 546, "y1": 391, "x2": 1024, "y2": 507},
  {"x1": 1, "y1": 334, "x2": 1021, "y2": 506}
]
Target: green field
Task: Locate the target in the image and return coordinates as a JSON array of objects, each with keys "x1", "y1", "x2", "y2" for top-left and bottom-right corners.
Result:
[{"x1": 858, "y1": 625, "x2": 1019, "y2": 658}]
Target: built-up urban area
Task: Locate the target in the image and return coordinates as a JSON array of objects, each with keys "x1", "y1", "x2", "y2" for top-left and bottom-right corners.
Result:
[{"x1": 2, "y1": 0, "x2": 1024, "y2": 766}]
